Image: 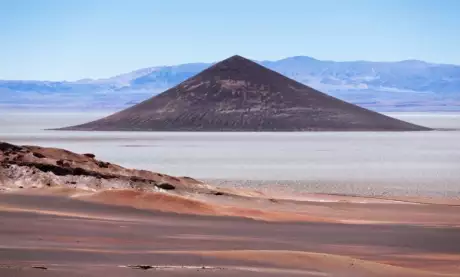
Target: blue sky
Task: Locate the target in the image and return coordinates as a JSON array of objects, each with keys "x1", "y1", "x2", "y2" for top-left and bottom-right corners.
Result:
[{"x1": 1, "y1": 0, "x2": 459, "y2": 81}]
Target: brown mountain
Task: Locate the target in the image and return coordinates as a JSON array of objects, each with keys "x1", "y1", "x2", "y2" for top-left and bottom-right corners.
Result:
[{"x1": 62, "y1": 55, "x2": 430, "y2": 131}]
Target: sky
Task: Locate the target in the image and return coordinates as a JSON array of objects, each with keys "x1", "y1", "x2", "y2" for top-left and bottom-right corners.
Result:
[{"x1": 1, "y1": 0, "x2": 459, "y2": 81}]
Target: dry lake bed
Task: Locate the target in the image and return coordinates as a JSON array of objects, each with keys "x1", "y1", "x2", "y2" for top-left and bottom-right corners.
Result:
[{"x1": 1, "y1": 110, "x2": 459, "y2": 197}]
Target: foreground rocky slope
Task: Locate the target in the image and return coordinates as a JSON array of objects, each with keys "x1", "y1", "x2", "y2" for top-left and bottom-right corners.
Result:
[{"x1": 0, "y1": 141, "x2": 209, "y2": 193}]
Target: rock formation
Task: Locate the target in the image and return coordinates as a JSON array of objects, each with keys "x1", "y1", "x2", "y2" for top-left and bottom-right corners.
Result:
[
  {"x1": 0, "y1": 142, "x2": 208, "y2": 192},
  {"x1": 62, "y1": 55, "x2": 430, "y2": 131}
]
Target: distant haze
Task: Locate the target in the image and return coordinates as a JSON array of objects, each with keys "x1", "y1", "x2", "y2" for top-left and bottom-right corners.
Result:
[{"x1": 1, "y1": 56, "x2": 459, "y2": 112}]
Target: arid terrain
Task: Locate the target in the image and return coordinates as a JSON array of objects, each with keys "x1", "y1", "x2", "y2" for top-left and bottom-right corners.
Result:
[
  {"x1": 1, "y1": 142, "x2": 460, "y2": 276},
  {"x1": 2, "y1": 1, "x2": 459, "y2": 277}
]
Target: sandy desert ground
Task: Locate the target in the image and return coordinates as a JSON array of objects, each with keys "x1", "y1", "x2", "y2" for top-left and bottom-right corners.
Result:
[
  {"x1": 1, "y1": 191, "x2": 460, "y2": 277},
  {"x1": 0, "y1": 135, "x2": 460, "y2": 277},
  {"x1": 1, "y1": 142, "x2": 460, "y2": 276}
]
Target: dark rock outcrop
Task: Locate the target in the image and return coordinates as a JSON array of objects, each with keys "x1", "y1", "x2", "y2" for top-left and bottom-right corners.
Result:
[
  {"x1": 62, "y1": 55, "x2": 430, "y2": 131},
  {"x1": 32, "y1": 152, "x2": 46, "y2": 159},
  {"x1": 0, "y1": 142, "x2": 22, "y2": 152},
  {"x1": 0, "y1": 142, "x2": 210, "y2": 193},
  {"x1": 156, "y1": 183, "x2": 176, "y2": 190}
]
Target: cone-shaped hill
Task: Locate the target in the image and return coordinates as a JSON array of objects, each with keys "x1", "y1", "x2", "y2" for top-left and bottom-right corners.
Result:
[{"x1": 63, "y1": 55, "x2": 430, "y2": 131}]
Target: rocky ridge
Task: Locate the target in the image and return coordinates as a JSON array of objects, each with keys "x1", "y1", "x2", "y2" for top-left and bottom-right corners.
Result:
[{"x1": 0, "y1": 142, "x2": 210, "y2": 193}]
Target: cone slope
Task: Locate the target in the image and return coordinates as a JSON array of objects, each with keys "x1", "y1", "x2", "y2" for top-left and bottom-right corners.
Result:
[{"x1": 64, "y1": 55, "x2": 430, "y2": 131}]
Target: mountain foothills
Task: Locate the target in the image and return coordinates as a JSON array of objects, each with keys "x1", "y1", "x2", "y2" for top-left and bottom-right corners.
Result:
[{"x1": 1, "y1": 56, "x2": 459, "y2": 111}]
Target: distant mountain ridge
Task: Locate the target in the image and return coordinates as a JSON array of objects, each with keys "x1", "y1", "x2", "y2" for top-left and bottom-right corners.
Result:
[{"x1": 1, "y1": 56, "x2": 459, "y2": 111}]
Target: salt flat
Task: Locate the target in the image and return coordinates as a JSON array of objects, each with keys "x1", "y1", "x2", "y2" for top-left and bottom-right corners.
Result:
[{"x1": 1, "y1": 111, "x2": 459, "y2": 197}]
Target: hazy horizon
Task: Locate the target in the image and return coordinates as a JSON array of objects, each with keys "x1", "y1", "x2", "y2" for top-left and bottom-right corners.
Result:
[{"x1": 3, "y1": 54, "x2": 460, "y2": 82}]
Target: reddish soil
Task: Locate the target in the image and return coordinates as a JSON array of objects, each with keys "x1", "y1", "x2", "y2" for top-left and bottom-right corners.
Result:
[
  {"x1": 1, "y1": 192, "x2": 459, "y2": 277},
  {"x1": 1, "y1": 142, "x2": 459, "y2": 276}
]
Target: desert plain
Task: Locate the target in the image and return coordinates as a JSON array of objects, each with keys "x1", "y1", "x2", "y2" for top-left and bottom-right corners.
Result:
[{"x1": 0, "y1": 111, "x2": 459, "y2": 276}]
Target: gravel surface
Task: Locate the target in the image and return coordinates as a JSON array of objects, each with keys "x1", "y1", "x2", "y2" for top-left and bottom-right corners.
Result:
[{"x1": 205, "y1": 178, "x2": 460, "y2": 198}]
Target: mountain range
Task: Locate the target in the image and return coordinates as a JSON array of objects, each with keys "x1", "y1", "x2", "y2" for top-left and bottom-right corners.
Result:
[{"x1": 1, "y1": 56, "x2": 459, "y2": 111}]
